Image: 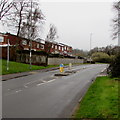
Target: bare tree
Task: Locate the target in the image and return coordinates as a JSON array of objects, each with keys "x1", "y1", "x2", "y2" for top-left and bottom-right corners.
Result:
[
  {"x1": 19, "y1": 2, "x2": 44, "y2": 40},
  {"x1": 0, "y1": 0, "x2": 13, "y2": 20},
  {"x1": 112, "y1": 1, "x2": 120, "y2": 40},
  {"x1": 7, "y1": 0, "x2": 29, "y2": 36},
  {"x1": 46, "y1": 24, "x2": 58, "y2": 41},
  {"x1": 7, "y1": 0, "x2": 44, "y2": 39},
  {"x1": 5, "y1": 0, "x2": 45, "y2": 69},
  {"x1": 45, "y1": 24, "x2": 58, "y2": 54}
]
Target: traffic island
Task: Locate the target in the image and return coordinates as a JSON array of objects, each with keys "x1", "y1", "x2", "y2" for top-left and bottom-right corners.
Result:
[
  {"x1": 54, "y1": 73, "x2": 70, "y2": 76},
  {"x1": 65, "y1": 70, "x2": 76, "y2": 73},
  {"x1": 54, "y1": 70, "x2": 77, "y2": 76},
  {"x1": 55, "y1": 63, "x2": 77, "y2": 76}
]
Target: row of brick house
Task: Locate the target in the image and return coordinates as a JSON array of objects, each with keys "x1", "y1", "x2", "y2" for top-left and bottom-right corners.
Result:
[{"x1": 0, "y1": 33, "x2": 72, "y2": 59}]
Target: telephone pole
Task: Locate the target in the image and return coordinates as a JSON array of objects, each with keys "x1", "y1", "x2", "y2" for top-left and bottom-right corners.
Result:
[
  {"x1": 29, "y1": 0, "x2": 32, "y2": 70},
  {"x1": 7, "y1": 38, "x2": 9, "y2": 71},
  {"x1": 90, "y1": 33, "x2": 92, "y2": 51},
  {"x1": 118, "y1": 2, "x2": 120, "y2": 46},
  {"x1": 90, "y1": 33, "x2": 92, "y2": 63}
]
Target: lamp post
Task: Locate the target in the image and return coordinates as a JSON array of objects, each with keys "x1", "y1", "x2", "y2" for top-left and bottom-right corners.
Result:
[
  {"x1": 29, "y1": 39, "x2": 32, "y2": 70},
  {"x1": 7, "y1": 38, "x2": 9, "y2": 71},
  {"x1": 118, "y1": 2, "x2": 120, "y2": 46},
  {"x1": 29, "y1": 0, "x2": 32, "y2": 70},
  {"x1": 90, "y1": 33, "x2": 92, "y2": 63},
  {"x1": 90, "y1": 33, "x2": 92, "y2": 51}
]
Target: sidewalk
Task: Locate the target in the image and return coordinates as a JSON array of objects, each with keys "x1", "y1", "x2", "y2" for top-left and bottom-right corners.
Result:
[
  {"x1": 1, "y1": 66, "x2": 60, "y2": 81},
  {"x1": 1, "y1": 64, "x2": 86, "y2": 81}
]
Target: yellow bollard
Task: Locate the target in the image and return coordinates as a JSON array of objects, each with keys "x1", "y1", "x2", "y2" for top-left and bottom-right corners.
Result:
[
  {"x1": 69, "y1": 63, "x2": 72, "y2": 70},
  {"x1": 60, "y1": 64, "x2": 64, "y2": 73}
]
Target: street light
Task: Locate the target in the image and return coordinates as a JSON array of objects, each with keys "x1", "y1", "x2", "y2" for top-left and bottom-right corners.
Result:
[
  {"x1": 118, "y1": 2, "x2": 120, "y2": 46},
  {"x1": 90, "y1": 33, "x2": 92, "y2": 51},
  {"x1": 29, "y1": 39, "x2": 32, "y2": 70},
  {"x1": 90, "y1": 33, "x2": 92, "y2": 63},
  {"x1": 7, "y1": 38, "x2": 9, "y2": 71},
  {"x1": 29, "y1": 0, "x2": 32, "y2": 70}
]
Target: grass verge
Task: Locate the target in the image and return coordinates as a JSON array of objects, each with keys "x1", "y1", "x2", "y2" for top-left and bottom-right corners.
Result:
[
  {"x1": 0, "y1": 59, "x2": 90, "y2": 75},
  {"x1": 0, "y1": 59, "x2": 59, "y2": 75},
  {"x1": 74, "y1": 76, "x2": 119, "y2": 119}
]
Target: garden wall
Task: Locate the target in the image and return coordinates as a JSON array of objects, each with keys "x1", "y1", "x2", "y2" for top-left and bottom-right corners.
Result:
[{"x1": 48, "y1": 57, "x2": 84, "y2": 65}]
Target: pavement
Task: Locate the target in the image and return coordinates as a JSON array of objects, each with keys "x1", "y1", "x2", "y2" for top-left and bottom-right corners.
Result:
[
  {"x1": 1, "y1": 66, "x2": 60, "y2": 81},
  {"x1": 1, "y1": 64, "x2": 108, "y2": 81},
  {"x1": 1, "y1": 65, "x2": 73, "y2": 81}
]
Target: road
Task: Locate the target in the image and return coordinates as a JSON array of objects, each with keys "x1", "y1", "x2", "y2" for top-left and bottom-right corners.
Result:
[{"x1": 2, "y1": 64, "x2": 107, "y2": 118}]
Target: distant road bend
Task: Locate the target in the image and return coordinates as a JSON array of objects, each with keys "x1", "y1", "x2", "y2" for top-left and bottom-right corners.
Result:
[{"x1": 2, "y1": 64, "x2": 107, "y2": 118}]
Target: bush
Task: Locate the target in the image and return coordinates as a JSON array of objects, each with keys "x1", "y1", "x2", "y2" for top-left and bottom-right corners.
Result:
[
  {"x1": 92, "y1": 52, "x2": 111, "y2": 63},
  {"x1": 107, "y1": 53, "x2": 120, "y2": 77}
]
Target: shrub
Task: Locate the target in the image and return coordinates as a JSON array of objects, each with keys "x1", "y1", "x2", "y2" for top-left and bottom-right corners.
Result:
[
  {"x1": 92, "y1": 52, "x2": 111, "y2": 63},
  {"x1": 107, "y1": 53, "x2": 120, "y2": 77}
]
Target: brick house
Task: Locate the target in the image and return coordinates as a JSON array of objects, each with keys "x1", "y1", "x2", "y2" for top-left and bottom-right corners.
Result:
[
  {"x1": 59, "y1": 43, "x2": 72, "y2": 56},
  {"x1": 0, "y1": 33, "x2": 73, "y2": 59},
  {"x1": 2, "y1": 33, "x2": 46, "y2": 50},
  {"x1": 0, "y1": 33, "x2": 45, "y2": 59},
  {"x1": 45, "y1": 41, "x2": 72, "y2": 56}
]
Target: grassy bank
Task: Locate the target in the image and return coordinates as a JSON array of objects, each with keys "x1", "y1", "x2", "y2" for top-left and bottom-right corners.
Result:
[
  {"x1": 0, "y1": 59, "x2": 59, "y2": 75},
  {"x1": 74, "y1": 76, "x2": 119, "y2": 119}
]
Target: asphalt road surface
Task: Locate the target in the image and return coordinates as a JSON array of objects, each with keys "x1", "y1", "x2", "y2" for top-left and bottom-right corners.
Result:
[{"x1": 2, "y1": 64, "x2": 107, "y2": 118}]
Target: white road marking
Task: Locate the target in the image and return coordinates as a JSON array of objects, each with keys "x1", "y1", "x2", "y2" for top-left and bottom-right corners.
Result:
[
  {"x1": 24, "y1": 85, "x2": 28, "y2": 88},
  {"x1": 25, "y1": 80, "x2": 37, "y2": 85},
  {"x1": 15, "y1": 90, "x2": 22, "y2": 93},
  {"x1": 36, "y1": 83, "x2": 46, "y2": 86},
  {"x1": 47, "y1": 79, "x2": 56, "y2": 83},
  {"x1": 101, "y1": 68, "x2": 106, "y2": 73},
  {"x1": 78, "y1": 98, "x2": 82, "y2": 103},
  {"x1": 42, "y1": 80, "x2": 47, "y2": 83},
  {"x1": 36, "y1": 79, "x2": 56, "y2": 86},
  {"x1": 24, "y1": 79, "x2": 44, "y2": 86}
]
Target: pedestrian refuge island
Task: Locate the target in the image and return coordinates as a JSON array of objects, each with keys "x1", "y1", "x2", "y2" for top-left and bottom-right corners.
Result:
[{"x1": 54, "y1": 63, "x2": 76, "y2": 76}]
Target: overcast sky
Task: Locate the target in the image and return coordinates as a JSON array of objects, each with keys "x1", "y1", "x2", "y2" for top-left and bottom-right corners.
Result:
[
  {"x1": 39, "y1": 0, "x2": 118, "y2": 50},
  {"x1": 0, "y1": 0, "x2": 118, "y2": 50}
]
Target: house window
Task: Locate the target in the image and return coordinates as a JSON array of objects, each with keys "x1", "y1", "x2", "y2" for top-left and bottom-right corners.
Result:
[
  {"x1": 52, "y1": 44, "x2": 54, "y2": 48},
  {"x1": 29, "y1": 42, "x2": 30, "y2": 46},
  {"x1": 55, "y1": 45, "x2": 57, "y2": 49},
  {"x1": 37, "y1": 44, "x2": 39, "y2": 48},
  {"x1": 64, "y1": 46, "x2": 66, "y2": 50},
  {"x1": 41, "y1": 45, "x2": 44, "y2": 49},
  {"x1": 59, "y1": 46, "x2": 61, "y2": 50},
  {"x1": 34, "y1": 43, "x2": 36, "y2": 48},
  {"x1": 0, "y1": 36, "x2": 4, "y2": 42},
  {"x1": 22, "y1": 40, "x2": 27, "y2": 45}
]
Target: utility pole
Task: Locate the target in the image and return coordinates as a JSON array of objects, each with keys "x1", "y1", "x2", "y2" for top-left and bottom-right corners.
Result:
[
  {"x1": 7, "y1": 38, "x2": 9, "y2": 71},
  {"x1": 90, "y1": 33, "x2": 92, "y2": 63},
  {"x1": 118, "y1": 2, "x2": 120, "y2": 46},
  {"x1": 90, "y1": 33, "x2": 92, "y2": 51},
  {"x1": 29, "y1": 0, "x2": 32, "y2": 70}
]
